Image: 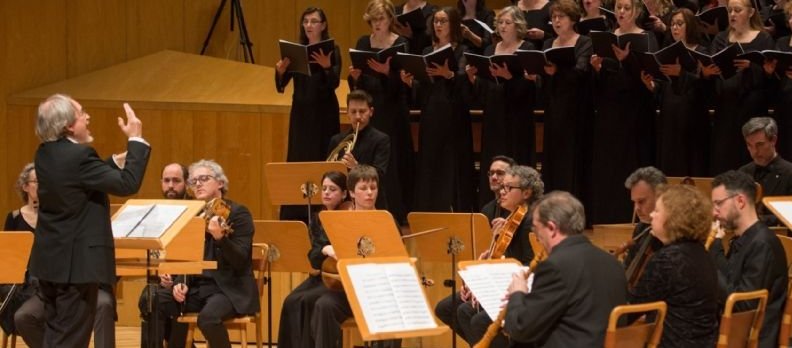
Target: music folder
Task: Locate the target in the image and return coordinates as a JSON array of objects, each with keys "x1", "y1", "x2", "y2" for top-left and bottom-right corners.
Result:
[
  {"x1": 697, "y1": 6, "x2": 728, "y2": 32},
  {"x1": 577, "y1": 16, "x2": 609, "y2": 35},
  {"x1": 516, "y1": 46, "x2": 576, "y2": 75},
  {"x1": 396, "y1": 43, "x2": 457, "y2": 83},
  {"x1": 397, "y1": 7, "x2": 426, "y2": 29},
  {"x1": 590, "y1": 31, "x2": 650, "y2": 60},
  {"x1": 689, "y1": 43, "x2": 744, "y2": 80},
  {"x1": 349, "y1": 43, "x2": 406, "y2": 76},
  {"x1": 278, "y1": 38, "x2": 335, "y2": 76},
  {"x1": 463, "y1": 53, "x2": 521, "y2": 84}
]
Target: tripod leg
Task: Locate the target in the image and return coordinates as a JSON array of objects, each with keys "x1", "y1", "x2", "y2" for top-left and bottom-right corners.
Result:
[
  {"x1": 231, "y1": 0, "x2": 255, "y2": 64},
  {"x1": 200, "y1": 0, "x2": 229, "y2": 55}
]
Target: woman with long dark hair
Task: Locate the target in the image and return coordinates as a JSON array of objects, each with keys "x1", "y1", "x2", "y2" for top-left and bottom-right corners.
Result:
[{"x1": 458, "y1": 0, "x2": 496, "y2": 55}]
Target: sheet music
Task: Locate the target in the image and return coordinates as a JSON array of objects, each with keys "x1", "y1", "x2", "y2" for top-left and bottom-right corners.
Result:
[
  {"x1": 346, "y1": 262, "x2": 438, "y2": 333},
  {"x1": 112, "y1": 204, "x2": 187, "y2": 238},
  {"x1": 458, "y1": 262, "x2": 526, "y2": 321},
  {"x1": 767, "y1": 201, "x2": 792, "y2": 224}
]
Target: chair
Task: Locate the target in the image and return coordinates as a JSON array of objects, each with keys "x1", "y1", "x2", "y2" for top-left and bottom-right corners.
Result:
[
  {"x1": 775, "y1": 235, "x2": 792, "y2": 347},
  {"x1": 717, "y1": 289, "x2": 768, "y2": 348},
  {"x1": 603, "y1": 301, "x2": 667, "y2": 348},
  {"x1": 177, "y1": 243, "x2": 269, "y2": 348},
  {"x1": 1, "y1": 332, "x2": 17, "y2": 348}
]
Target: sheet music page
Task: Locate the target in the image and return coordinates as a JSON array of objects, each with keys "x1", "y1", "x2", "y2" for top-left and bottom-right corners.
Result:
[
  {"x1": 112, "y1": 204, "x2": 154, "y2": 237},
  {"x1": 458, "y1": 263, "x2": 524, "y2": 321},
  {"x1": 128, "y1": 204, "x2": 188, "y2": 238},
  {"x1": 767, "y1": 201, "x2": 792, "y2": 225},
  {"x1": 346, "y1": 262, "x2": 438, "y2": 334}
]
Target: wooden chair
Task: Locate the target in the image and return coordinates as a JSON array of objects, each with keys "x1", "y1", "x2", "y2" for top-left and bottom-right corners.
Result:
[
  {"x1": 776, "y1": 235, "x2": 792, "y2": 347},
  {"x1": 604, "y1": 301, "x2": 667, "y2": 348},
  {"x1": 1, "y1": 332, "x2": 17, "y2": 348},
  {"x1": 177, "y1": 243, "x2": 269, "y2": 348},
  {"x1": 717, "y1": 289, "x2": 768, "y2": 348}
]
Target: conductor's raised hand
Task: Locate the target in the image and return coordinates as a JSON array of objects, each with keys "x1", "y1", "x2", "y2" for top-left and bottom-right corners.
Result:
[
  {"x1": 173, "y1": 283, "x2": 188, "y2": 303},
  {"x1": 118, "y1": 103, "x2": 142, "y2": 138}
]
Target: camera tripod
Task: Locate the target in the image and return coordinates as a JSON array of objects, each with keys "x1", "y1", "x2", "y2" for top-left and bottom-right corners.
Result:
[{"x1": 200, "y1": 0, "x2": 255, "y2": 64}]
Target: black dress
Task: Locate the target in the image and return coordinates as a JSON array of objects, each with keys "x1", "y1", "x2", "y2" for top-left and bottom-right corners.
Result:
[
  {"x1": 540, "y1": 35, "x2": 593, "y2": 200},
  {"x1": 470, "y1": 41, "x2": 537, "y2": 207},
  {"x1": 521, "y1": 3, "x2": 555, "y2": 50},
  {"x1": 349, "y1": 35, "x2": 413, "y2": 224},
  {"x1": 276, "y1": 45, "x2": 341, "y2": 162},
  {"x1": 411, "y1": 44, "x2": 475, "y2": 212},
  {"x1": 708, "y1": 31, "x2": 774, "y2": 174},
  {"x1": 629, "y1": 240, "x2": 719, "y2": 347},
  {"x1": 589, "y1": 30, "x2": 658, "y2": 224},
  {"x1": 461, "y1": 9, "x2": 496, "y2": 56},
  {"x1": 396, "y1": 3, "x2": 438, "y2": 55},
  {"x1": 655, "y1": 44, "x2": 711, "y2": 177},
  {"x1": 1, "y1": 211, "x2": 36, "y2": 335},
  {"x1": 771, "y1": 36, "x2": 792, "y2": 160}
]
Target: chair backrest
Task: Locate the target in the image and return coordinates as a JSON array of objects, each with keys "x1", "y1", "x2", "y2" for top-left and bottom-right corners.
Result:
[
  {"x1": 604, "y1": 301, "x2": 667, "y2": 348},
  {"x1": 776, "y1": 235, "x2": 792, "y2": 274},
  {"x1": 251, "y1": 243, "x2": 269, "y2": 307},
  {"x1": 718, "y1": 289, "x2": 769, "y2": 348},
  {"x1": 778, "y1": 278, "x2": 792, "y2": 348}
]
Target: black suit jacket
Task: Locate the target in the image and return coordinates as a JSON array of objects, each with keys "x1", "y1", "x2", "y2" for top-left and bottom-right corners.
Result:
[
  {"x1": 739, "y1": 156, "x2": 792, "y2": 225},
  {"x1": 183, "y1": 200, "x2": 259, "y2": 315},
  {"x1": 328, "y1": 126, "x2": 390, "y2": 209},
  {"x1": 30, "y1": 138, "x2": 150, "y2": 285},
  {"x1": 710, "y1": 222, "x2": 788, "y2": 347},
  {"x1": 504, "y1": 235, "x2": 627, "y2": 347}
]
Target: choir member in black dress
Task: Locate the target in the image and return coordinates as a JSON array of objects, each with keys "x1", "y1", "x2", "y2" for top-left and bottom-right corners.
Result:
[
  {"x1": 1, "y1": 164, "x2": 37, "y2": 337},
  {"x1": 704, "y1": 0, "x2": 774, "y2": 174},
  {"x1": 763, "y1": 3, "x2": 792, "y2": 158},
  {"x1": 459, "y1": 0, "x2": 496, "y2": 55},
  {"x1": 643, "y1": 0, "x2": 675, "y2": 47},
  {"x1": 516, "y1": 0, "x2": 556, "y2": 50},
  {"x1": 541, "y1": 0, "x2": 593, "y2": 199},
  {"x1": 394, "y1": 0, "x2": 438, "y2": 55},
  {"x1": 629, "y1": 184, "x2": 719, "y2": 346},
  {"x1": 349, "y1": 0, "x2": 413, "y2": 224},
  {"x1": 277, "y1": 171, "x2": 350, "y2": 348},
  {"x1": 588, "y1": 0, "x2": 658, "y2": 224},
  {"x1": 401, "y1": 7, "x2": 475, "y2": 212},
  {"x1": 761, "y1": 0, "x2": 791, "y2": 39},
  {"x1": 641, "y1": 8, "x2": 711, "y2": 176},
  {"x1": 580, "y1": 0, "x2": 615, "y2": 31},
  {"x1": 275, "y1": 7, "x2": 341, "y2": 162},
  {"x1": 276, "y1": 7, "x2": 341, "y2": 222},
  {"x1": 466, "y1": 5, "x2": 537, "y2": 207}
]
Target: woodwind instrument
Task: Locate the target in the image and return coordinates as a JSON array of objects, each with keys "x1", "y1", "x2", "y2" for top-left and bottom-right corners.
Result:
[
  {"x1": 705, "y1": 220, "x2": 719, "y2": 250},
  {"x1": 474, "y1": 237, "x2": 548, "y2": 348}
]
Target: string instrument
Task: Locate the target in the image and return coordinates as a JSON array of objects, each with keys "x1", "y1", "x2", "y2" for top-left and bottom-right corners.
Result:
[
  {"x1": 474, "y1": 240, "x2": 548, "y2": 348},
  {"x1": 203, "y1": 198, "x2": 233, "y2": 235},
  {"x1": 624, "y1": 225, "x2": 654, "y2": 290},
  {"x1": 326, "y1": 122, "x2": 359, "y2": 162},
  {"x1": 321, "y1": 256, "x2": 343, "y2": 291},
  {"x1": 487, "y1": 204, "x2": 529, "y2": 259}
]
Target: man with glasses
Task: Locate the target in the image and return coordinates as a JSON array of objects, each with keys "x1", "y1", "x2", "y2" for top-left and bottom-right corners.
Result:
[
  {"x1": 710, "y1": 170, "x2": 787, "y2": 348},
  {"x1": 622, "y1": 166, "x2": 667, "y2": 268},
  {"x1": 456, "y1": 165, "x2": 544, "y2": 347},
  {"x1": 155, "y1": 159, "x2": 258, "y2": 348}
]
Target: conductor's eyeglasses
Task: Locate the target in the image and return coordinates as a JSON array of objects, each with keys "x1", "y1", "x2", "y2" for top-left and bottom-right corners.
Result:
[{"x1": 187, "y1": 175, "x2": 215, "y2": 186}]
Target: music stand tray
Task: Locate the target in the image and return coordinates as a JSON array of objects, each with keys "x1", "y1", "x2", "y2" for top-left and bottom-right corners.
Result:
[{"x1": 319, "y1": 210, "x2": 408, "y2": 259}]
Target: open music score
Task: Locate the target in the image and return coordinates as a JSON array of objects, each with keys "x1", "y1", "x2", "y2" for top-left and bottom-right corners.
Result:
[
  {"x1": 112, "y1": 204, "x2": 187, "y2": 238},
  {"x1": 338, "y1": 257, "x2": 448, "y2": 341},
  {"x1": 457, "y1": 259, "x2": 526, "y2": 321}
]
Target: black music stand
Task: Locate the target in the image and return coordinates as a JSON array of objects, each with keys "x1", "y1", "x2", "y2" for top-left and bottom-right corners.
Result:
[{"x1": 200, "y1": 0, "x2": 255, "y2": 63}]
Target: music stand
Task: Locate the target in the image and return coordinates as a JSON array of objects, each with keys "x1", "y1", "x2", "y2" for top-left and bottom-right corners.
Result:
[
  {"x1": 319, "y1": 210, "x2": 408, "y2": 259},
  {"x1": 264, "y1": 162, "x2": 347, "y2": 227},
  {"x1": 253, "y1": 220, "x2": 311, "y2": 347},
  {"x1": 201, "y1": 0, "x2": 255, "y2": 63},
  {"x1": 590, "y1": 223, "x2": 635, "y2": 255},
  {"x1": 0, "y1": 232, "x2": 34, "y2": 317},
  {"x1": 407, "y1": 212, "x2": 490, "y2": 348}
]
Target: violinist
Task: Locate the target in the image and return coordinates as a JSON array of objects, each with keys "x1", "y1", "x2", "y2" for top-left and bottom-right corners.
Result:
[
  {"x1": 456, "y1": 165, "x2": 544, "y2": 347},
  {"x1": 621, "y1": 166, "x2": 667, "y2": 268},
  {"x1": 709, "y1": 170, "x2": 787, "y2": 347},
  {"x1": 629, "y1": 184, "x2": 718, "y2": 346},
  {"x1": 155, "y1": 160, "x2": 258, "y2": 348}
]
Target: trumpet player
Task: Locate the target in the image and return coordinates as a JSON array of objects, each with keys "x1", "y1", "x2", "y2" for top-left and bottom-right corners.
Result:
[{"x1": 327, "y1": 90, "x2": 390, "y2": 210}]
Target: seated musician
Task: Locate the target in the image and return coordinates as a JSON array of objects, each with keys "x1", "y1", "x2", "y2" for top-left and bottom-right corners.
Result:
[
  {"x1": 738, "y1": 117, "x2": 792, "y2": 226},
  {"x1": 434, "y1": 155, "x2": 517, "y2": 338},
  {"x1": 328, "y1": 90, "x2": 390, "y2": 210},
  {"x1": 278, "y1": 171, "x2": 350, "y2": 348},
  {"x1": 710, "y1": 170, "x2": 788, "y2": 347},
  {"x1": 309, "y1": 165, "x2": 398, "y2": 348},
  {"x1": 622, "y1": 166, "x2": 667, "y2": 268},
  {"x1": 629, "y1": 184, "x2": 719, "y2": 346},
  {"x1": 502, "y1": 191, "x2": 626, "y2": 347},
  {"x1": 156, "y1": 159, "x2": 258, "y2": 348},
  {"x1": 456, "y1": 165, "x2": 544, "y2": 347}
]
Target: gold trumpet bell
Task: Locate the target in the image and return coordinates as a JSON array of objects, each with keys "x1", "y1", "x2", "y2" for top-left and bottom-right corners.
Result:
[{"x1": 326, "y1": 122, "x2": 359, "y2": 162}]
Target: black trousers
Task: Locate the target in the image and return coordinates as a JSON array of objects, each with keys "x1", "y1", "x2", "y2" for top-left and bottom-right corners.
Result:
[
  {"x1": 278, "y1": 275, "x2": 329, "y2": 348},
  {"x1": 36, "y1": 280, "x2": 97, "y2": 348},
  {"x1": 456, "y1": 302, "x2": 508, "y2": 348},
  {"x1": 435, "y1": 293, "x2": 469, "y2": 343},
  {"x1": 157, "y1": 281, "x2": 237, "y2": 348}
]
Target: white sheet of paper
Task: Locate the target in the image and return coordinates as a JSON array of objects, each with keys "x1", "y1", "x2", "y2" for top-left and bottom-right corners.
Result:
[
  {"x1": 458, "y1": 263, "x2": 525, "y2": 321},
  {"x1": 767, "y1": 201, "x2": 792, "y2": 225},
  {"x1": 112, "y1": 204, "x2": 154, "y2": 237},
  {"x1": 112, "y1": 204, "x2": 187, "y2": 238},
  {"x1": 346, "y1": 262, "x2": 438, "y2": 334}
]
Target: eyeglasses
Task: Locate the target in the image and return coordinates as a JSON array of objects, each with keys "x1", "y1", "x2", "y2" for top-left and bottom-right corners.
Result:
[
  {"x1": 488, "y1": 169, "x2": 506, "y2": 177},
  {"x1": 500, "y1": 184, "x2": 523, "y2": 193},
  {"x1": 303, "y1": 19, "x2": 324, "y2": 26},
  {"x1": 670, "y1": 21, "x2": 686, "y2": 27},
  {"x1": 434, "y1": 18, "x2": 450, "y2": 25},
  {"x1": 187, "y1": 175, "x2": 215, "y2": 186},
  {"x1": 551, "y1": 14, "x2": 569, "y2": 20},
  {"x1": 712, "y1": 194, "x2": 738, "y2": 208}
]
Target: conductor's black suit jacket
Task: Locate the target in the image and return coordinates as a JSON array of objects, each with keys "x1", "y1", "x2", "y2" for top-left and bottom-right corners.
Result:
[{"x1": 30, "y1": 138, "x2": 150, "y2": 285}]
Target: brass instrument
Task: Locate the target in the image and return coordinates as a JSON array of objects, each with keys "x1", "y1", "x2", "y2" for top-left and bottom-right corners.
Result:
[{"x1": 326, "y1": 122, "x2": 359, "y2": 162}]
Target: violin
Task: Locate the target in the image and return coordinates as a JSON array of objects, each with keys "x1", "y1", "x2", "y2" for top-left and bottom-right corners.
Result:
[
  {"x1": 487, "y1": 204, "x2": 529, "y2": 259},
  {"x1": 624, "y1": 225, "x2": 654, "y2": 290},
  {"x1": 203, "y1": 198, "x2": 233, "y2": 235}
]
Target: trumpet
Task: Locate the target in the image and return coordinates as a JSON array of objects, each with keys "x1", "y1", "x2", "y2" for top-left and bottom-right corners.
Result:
[{"x1": 326, "y1": 122, "x2": 359, "y2": 162}]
